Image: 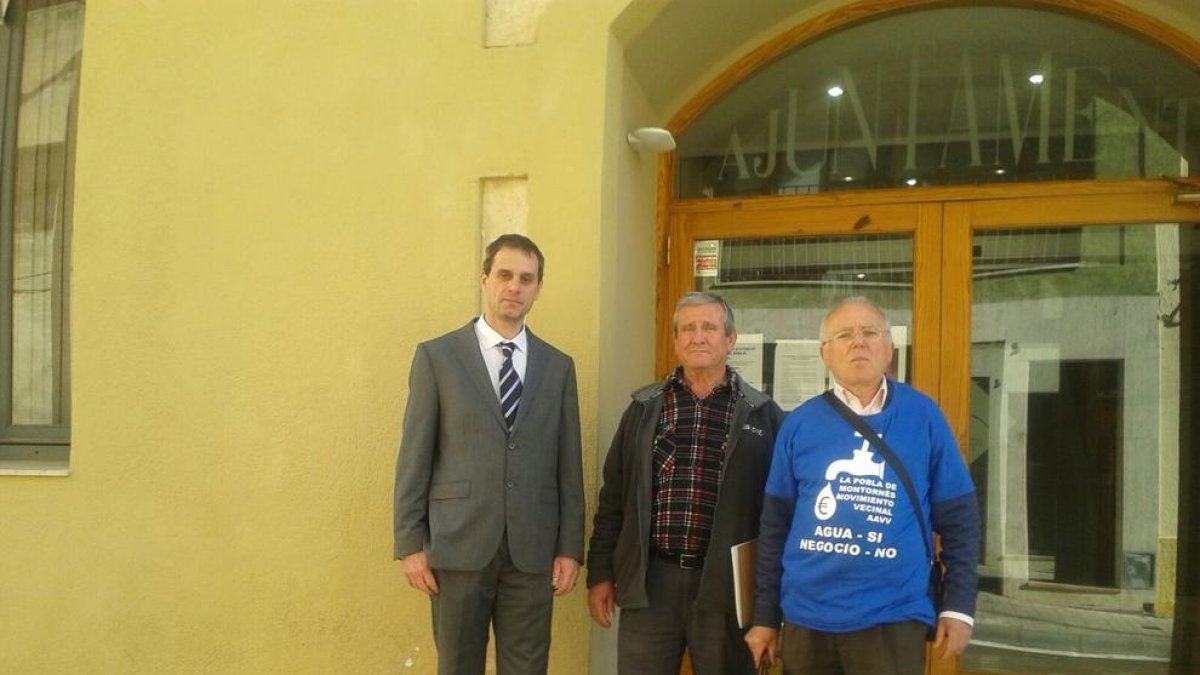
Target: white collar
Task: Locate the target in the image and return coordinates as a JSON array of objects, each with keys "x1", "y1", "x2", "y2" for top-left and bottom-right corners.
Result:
[
  {"x1": 475, "y1": 316, "x2": 528, "y2": 352},
  {"x1": 831, "y1": 377, "x2": 888, "y2": 415}
]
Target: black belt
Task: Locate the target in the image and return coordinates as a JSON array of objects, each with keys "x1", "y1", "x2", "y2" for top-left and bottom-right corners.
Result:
[{"x1": 652, "y1": 549, "x2": 705, "y2": 569}]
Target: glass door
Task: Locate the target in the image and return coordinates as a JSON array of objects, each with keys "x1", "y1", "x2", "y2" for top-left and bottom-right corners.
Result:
[
  {"x1": 664, "y1": 200, "x2": 944, "y2": 398},
  {"x1": 668, "y1": 182, "x2": 1200, "y2": 675},
  {"x1": 945, "y1": 194, "x2": 1200, "y2": 675},
  {"x1": 689, "y1": 231, "x2": 914, "y2": 408}
]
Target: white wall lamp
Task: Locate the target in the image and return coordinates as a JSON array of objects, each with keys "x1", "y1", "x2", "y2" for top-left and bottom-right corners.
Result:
[{"x1": 627, "y1": 127, "x2": 676, "y2": 153}]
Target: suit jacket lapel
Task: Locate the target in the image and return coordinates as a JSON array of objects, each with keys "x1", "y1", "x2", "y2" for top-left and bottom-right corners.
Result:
[
  {"x1": 450, "y1": 321, "x2": 508, "y2": 429},
  {"x1": 514, "y1": 330, "x2": 548, "y2": 432}
]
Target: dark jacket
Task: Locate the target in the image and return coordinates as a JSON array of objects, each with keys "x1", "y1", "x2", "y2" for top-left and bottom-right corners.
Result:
[{"x1": 586, "y1": 373, "x2": 785, "y2": 614}]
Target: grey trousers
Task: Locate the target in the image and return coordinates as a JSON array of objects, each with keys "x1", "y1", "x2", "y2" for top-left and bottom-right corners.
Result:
[
  {"x1": 430, "y1": 537, "x2": 554, "y2": 675},
  {"x1": 617, "y1": 557, "x2": 755, "y2": 675},
  {"x1": 780, "y1": 620, "x2": 927, "y2": 675}
]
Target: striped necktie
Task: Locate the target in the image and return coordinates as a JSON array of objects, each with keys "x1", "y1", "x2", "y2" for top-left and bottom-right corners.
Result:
[{"x1": 498, "y1": 342, "x2": 522, "y2": 430}]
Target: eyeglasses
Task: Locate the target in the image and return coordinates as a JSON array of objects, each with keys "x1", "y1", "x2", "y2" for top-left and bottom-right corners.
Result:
[{"x1": 823, "y1": 327, "x2": 887, "y2": 346}]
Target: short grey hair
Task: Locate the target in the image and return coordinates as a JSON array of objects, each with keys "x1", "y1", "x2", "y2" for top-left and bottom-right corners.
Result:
[
  {"x1": 673, "y1": 292, "x2": 736, "y2": 336},
  {"x1": 819, "y1": 296, "x2": 892, "y2": 342}
]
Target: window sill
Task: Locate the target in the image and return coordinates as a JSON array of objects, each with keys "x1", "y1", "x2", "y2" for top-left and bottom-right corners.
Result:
[
  {"x1": 0, "y1": 459, "x2": 70, "y2": 476},
  {"x1": 1019, "y1": 580, "x2": 1121, "y2": 595}
]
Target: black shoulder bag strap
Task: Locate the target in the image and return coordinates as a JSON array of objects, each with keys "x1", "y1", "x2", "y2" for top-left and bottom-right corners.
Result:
[
  {"x1": 820, "y1": 390, "x2": 935, "y2": 563},
  {"x1": 822, "y1": 390, "x2": 944, "y2": 636}
]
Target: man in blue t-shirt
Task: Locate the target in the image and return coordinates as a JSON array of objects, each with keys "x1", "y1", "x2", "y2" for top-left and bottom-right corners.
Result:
[{"x1": 745, "y1": 297, "x2": 980, "y2": 674}]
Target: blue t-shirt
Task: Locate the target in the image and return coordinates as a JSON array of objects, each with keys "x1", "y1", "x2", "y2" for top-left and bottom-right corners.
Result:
[{"x1": 764, "y1": 382, "x2": 974, "y2": 632}]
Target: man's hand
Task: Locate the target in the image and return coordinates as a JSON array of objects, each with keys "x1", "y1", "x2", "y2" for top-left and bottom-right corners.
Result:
[
  {"x1": 551, "y1": 556, "x2": 580, "y2": 597},
  {"x1": 744, "y1": 626, "x2": 778, "y2": 671},
  {"x1": 587, "y1": 581, "x2": 616, "y2": 628},
  {"x1": 401, "y1": 551, "x2": 439, "y2": 596},
  {"x1": 932, "y1": 617, "x2": 973, "y2": 659}
]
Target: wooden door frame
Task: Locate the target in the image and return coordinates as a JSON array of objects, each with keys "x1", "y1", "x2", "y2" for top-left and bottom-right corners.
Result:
[
  {"x1": 666, "y1": 179, "x2": 1199, "y2": 675},
  {"x1": 655, "y1": 0, "x2": 1200, "y2": 388},
  {"x1": 657, "y1": 2, "x2": 1200, "y2": 673},
  {"x1": 941, "y1": 181, "x2": 1200, "y2": 675},
  {"x1": 660, "y1": 178, "x2": 1200, "y2": 373},
  {"x1": 663, "y1": 0, "x2": 1200, "y2": 141},
  {"x1": 936, "y1": 181, "x2": 1200, "y2": 460},
  {"x1": 662, "y1": 198, "x2": 944, "y2": 397},
  {"x1": 663, "y1": 178, "x2": 1200, "y2": 453},
  {"x1": 662, "y1": 0, "x2": 1200, "y2": 367}
]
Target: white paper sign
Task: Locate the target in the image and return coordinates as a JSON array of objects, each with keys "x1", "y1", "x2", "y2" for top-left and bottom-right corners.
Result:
[
  {"x1": 728, "y1": 333, "x2": 764, "y2": 390},
  {"x1": 890, "y1": 325, "x2": 908, "y2": 383},
  {"x1": 773, "y1": 339, "x2": 827, "y2": 410}
]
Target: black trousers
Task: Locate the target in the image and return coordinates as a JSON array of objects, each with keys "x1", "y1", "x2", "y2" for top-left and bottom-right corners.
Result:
[
  {"x1": 780, "y1": 620, "x2": 927, "y2": 675},
  {"x1": 617, "y1": 557, "x2": 755, "y2": 675}
]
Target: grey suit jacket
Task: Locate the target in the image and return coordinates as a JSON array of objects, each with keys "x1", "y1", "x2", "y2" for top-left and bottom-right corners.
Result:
[{"x1": 393, "y1": 320, "x2": 584, "y2": 574}]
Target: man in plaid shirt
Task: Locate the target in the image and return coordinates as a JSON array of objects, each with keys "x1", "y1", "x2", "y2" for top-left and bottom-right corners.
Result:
[{"x1": 587, "y1": 292, "x2": 784, "y2": 675}]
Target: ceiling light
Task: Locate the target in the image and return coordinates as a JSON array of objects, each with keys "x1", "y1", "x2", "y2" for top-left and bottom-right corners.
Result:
[
  {"x1": 1029, "y1": 74, "x2": 1044, "y2": 84},
  {"x1": 843, "y1": 176, "x2": 854, "y2": 182},
  {"x1": 994, "y1": 168, "x2": 1007, "y2": 175},
  {"x1": 905, "y1": 178, "x2": 918, "y2": 187},
  {"x1": 856, "y1": 273, "x2": 866, "y2": 280},
  {"x1": 827, "y1": 85, "x2": 844, "y2": 97}
]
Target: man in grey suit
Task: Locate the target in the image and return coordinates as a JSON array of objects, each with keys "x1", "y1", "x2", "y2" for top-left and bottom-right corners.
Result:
[{"x1": 394, "y1": 234, "x2": 584, "y2": 675}]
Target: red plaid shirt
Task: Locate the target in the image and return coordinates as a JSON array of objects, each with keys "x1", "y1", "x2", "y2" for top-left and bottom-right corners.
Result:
[{"x1": 650, "y1": 367, "x2": 737, "y2": 557}]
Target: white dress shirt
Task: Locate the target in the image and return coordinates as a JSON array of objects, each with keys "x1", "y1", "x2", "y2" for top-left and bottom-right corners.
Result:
[
  {"x1": 474, "y1": 316, "x2": 528, "y2": 401},
  {"x1": 830, "y1": 377, "x2": 888, "y2": 415}
]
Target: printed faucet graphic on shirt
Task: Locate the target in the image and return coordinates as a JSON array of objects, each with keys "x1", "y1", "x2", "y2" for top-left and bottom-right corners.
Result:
[{"x1": 813, "y1": 431, "x2": 896, "y2": 526}]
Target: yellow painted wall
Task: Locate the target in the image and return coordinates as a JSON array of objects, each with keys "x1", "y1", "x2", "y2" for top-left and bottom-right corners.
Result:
[
  {"x1": 0, "y1": 0, "x2": 626, "y2": 672},
  {"x1": 588, "y1": 30, "x2": 661, "y2": 674}
]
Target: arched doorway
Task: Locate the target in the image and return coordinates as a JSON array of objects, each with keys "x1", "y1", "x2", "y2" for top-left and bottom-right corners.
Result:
[{"x1": 659, "y1": 2, "x2": 1200, "y2": 673}]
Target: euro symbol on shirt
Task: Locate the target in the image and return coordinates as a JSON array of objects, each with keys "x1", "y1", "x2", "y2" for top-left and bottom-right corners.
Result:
[{"x1": 814, "y1": 483, "x2": 837, "y2": 521}]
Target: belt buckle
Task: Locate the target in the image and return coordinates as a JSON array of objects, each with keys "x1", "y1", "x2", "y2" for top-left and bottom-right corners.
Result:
[{"x1": 678, "y1": 553, "x2": 703, "y2": 569}]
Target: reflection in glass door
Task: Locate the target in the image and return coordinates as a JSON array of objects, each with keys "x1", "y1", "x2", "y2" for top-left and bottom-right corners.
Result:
[
  {"x1": 691, "y1": 234, "x2": 913, "y2": 409},
  {"x1": 963, "y1": 223, "x2": 1197, "y2": 674}
]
